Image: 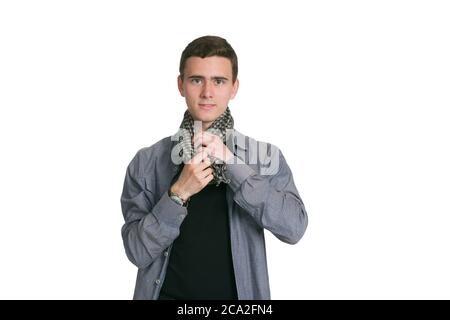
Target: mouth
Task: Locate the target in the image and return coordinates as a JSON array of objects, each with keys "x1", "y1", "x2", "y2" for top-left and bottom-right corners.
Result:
[{"x1": 198, "y1": 103, "x2": 216, "y2": 110}]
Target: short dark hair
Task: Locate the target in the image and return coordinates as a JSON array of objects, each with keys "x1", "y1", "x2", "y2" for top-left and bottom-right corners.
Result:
[{"x1": 179, "y1": 35, "x2": 238, "y2": 83}]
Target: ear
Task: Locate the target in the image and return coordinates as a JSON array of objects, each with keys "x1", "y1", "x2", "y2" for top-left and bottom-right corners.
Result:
[
  {"x1": 177, "y1": 75, "x2": 185, "y2": 97},
  {"x1": 230, "y1": 78, "x2": 239, "y2": 100}
]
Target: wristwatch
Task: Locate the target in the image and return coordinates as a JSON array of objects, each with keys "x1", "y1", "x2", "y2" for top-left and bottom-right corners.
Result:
[{"x1": 169, "y1": 190, "x2": 188, "y2": 207}]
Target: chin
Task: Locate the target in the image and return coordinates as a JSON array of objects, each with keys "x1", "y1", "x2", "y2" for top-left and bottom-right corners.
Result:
[
  {"x1": 190, "y1": 109, "x2": 221, "y2": 122},
  {"x1": 194, "y1": 115, "x2": 217, "y2": 124}
]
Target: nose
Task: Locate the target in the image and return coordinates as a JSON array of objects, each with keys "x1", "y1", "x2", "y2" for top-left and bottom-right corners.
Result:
[{"x1": 200, "y1": 80, "x2": 213, "y2": 99}]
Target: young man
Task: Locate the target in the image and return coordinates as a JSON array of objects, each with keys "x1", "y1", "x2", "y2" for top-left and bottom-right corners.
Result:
[{"x1": 120, "y1": 35, "x2": 308, "y2": 300}]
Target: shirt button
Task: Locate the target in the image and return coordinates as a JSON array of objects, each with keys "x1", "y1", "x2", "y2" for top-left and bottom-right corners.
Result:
[
  {"x1": 155, "y1": 279, "x2": 160, "y2": 285},
  {"x1": 164, "y1": 251, "x2": 168, "y2": 257},
  {"x1": 180, "y1": 214, "x2": 186, "y2": 219}
]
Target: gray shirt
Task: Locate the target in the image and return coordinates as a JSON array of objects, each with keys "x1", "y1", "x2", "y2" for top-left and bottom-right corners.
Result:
[{"x1": 120, "y1": 129, "x2": 308, "y2": 299}]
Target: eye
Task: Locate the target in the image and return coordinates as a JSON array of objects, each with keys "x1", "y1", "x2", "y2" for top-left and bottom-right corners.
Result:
[
  {"x1": 191, "y1": 78, "x2": 202, "y2": 85},
  {"x1": 214, "y1": 79, "x2": 225, "y2": 85}
]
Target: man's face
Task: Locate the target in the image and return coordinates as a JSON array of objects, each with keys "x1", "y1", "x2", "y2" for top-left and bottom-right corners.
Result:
[{"x1": 178, "y1": 56, "x2": 239, "y2": 130}]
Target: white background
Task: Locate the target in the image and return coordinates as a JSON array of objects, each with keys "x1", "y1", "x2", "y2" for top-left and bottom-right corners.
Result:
[{"x1": 1, "y1": 0, "x2": 449, "y2": 299}]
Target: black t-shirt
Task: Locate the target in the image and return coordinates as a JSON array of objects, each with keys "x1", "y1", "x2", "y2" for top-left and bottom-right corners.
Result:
[{"x1": 159, "y1": 182, "x2": 238, "y2": 300}]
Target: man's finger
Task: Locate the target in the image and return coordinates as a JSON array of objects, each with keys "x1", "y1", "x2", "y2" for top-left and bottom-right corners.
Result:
[
  {"x1": 202, "y1": 132, "x2": 221, "y2": 142},
  {"x1": 201, "y1": 167, "x2": 213, "y2": 178},
  {"x1": 194, "y1": 133, "x2": 214, "y2": 146},
  {"x1": 188, "y1": 148, "x2": 209, "y2": 164},
  {"x1": 193, "y1": 133, "x2": 203, "y2": 148},
  {"x1": 197, "y1": 156, "x2": 212, "y2": 171},
  {"x1": 202, "y1": 154, "x2": 212, "y2": 165},
  {"x1": 204, "y1": 172, "x2": 214, "y2": 184}
]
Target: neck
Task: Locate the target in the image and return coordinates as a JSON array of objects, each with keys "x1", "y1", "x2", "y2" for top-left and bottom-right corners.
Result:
[
  {"x1": 202, "y1": 121, "x2": 213, "y2": 131},
  {"x1": 192, "y1": 119, "x2": 213, "y2": 132}
]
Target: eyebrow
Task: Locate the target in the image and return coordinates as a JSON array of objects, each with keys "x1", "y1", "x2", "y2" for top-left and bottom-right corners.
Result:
[{"x1": 187, "y1": 75, "x2": 229, "y2": 81}]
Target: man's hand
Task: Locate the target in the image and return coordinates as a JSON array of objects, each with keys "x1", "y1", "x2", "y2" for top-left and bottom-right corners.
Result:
[
  {"x1": 193, "y1": 131, "x2": 234, "y2": 163},
  {"x1": 170, "y1": 148, "x2": 214, "y2": 201}
]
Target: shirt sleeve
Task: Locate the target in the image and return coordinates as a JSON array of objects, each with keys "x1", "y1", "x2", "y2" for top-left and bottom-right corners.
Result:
[
  {"x1": 120, "y1": 151, "x2": 187, "y2": 269},
  {"x1": 225, "y1": 148, "x2": 308, "y2": 244}
]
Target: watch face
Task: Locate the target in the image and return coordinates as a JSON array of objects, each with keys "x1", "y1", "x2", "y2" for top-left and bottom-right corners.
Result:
[{"x1": 170, "y1": 195, "x2": 184, "y2": 206}]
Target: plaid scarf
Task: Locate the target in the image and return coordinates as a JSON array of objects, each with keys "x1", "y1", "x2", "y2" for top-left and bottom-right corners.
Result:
[{"x1": 178, "y1": 106, "x2": 234, "y2": 186}]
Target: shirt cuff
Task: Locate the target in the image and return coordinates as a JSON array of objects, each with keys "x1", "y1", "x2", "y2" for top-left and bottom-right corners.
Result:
[{"x1": 152, "y1": 190, "x2": 188, "y2": 227}]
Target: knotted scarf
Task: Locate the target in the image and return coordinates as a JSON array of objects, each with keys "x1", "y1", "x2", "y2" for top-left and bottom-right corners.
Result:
[{"x1": 177, "y1": 106, "x2": 234, "y2": 186}]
